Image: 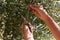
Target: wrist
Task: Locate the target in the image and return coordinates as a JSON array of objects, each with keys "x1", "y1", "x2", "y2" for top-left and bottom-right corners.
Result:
[{"x1": 43, "y1": 15, "x2": 54, "y2": 23}]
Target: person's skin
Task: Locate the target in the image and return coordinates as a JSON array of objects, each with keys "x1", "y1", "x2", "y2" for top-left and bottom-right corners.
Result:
[
  {"x1": 29, "y1": 4, "x2": 60, "y2": 40},
  {"x1": 23, "y1": 4, "x2": 60, "y2": 40},
  {"x1": 22, "y1": 18, "x2": 34, "y2": 40}
]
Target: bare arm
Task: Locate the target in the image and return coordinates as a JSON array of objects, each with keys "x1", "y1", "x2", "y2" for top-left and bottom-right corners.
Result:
[
  {"x1": 44, "y1": 14, "x2": 60, "y2": 40},
  {"x1": 29, "y1": 4, "x2": 60, "y2": 40}
]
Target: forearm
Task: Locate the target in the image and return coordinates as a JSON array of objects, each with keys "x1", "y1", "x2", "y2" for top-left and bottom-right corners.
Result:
[{"x1": 43, "y1": 15, "x2": 60, "y2": 40}]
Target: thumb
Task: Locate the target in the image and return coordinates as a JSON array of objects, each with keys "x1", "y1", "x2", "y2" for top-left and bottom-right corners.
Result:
[{"x1": 22, "y1": 25, "x2": 32, "y2": 34}]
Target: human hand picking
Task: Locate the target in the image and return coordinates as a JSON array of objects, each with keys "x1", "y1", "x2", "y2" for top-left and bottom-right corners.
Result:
[
  {"x1": 22, "y1": 18, "x2": 34, "y2": 40},
  {"x1": 29, "y1": 3, "x2": 50, "y2": 21}
]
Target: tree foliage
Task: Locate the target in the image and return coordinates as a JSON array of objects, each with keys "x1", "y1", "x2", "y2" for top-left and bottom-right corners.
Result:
[{"x1": 0, "y1": 0, "x2": 60, "y2": 40}]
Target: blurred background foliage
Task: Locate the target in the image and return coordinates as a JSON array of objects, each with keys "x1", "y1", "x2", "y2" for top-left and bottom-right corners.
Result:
[{"x1": 0, "y1": 0, "x2": 60, "y2": 40}]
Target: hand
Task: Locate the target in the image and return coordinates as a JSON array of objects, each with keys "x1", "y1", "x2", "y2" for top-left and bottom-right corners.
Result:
[
  {"x1": 29, "y1": 3, "x2": 49, "y2": 21},
  {"x1": 22, "y1": 18, "x2": 34, "y2": 40}
]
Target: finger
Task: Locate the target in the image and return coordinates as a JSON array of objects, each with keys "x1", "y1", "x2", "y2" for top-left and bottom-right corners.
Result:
[
  {"x1": 22, "y1": 25, "x2": 32, "y2": 34},
  {"x1": 32, "y1": 9, "x2": 40, "y2": 17},
  {"x1": 29, "y1": 3, "x2": 41, "y2": 9},
  {"x1": 32, "y1": 9, "x2": 41, "y2": 17},
  {"x1": 29, "y1": 4, "x2": 35, "y2": 11},
  {"x1": 22, "y1": 18, "x2": 26, "y2": 31},
  {"x1": 22, "y1": 25, "x2": 28, "y2": 31},
  {"x1": 23, "y1": 18, "x2": 26, "y2": 24},
  {"x1": 32, "y1": 9, "x2": 36, "y2": 14},
  {"x1": 28, "y1": 23, "x2": 34, "y2": 31},
  {"x1": 29, "y1": 4, "x2": 40, "y2": 13},
  {"x1": 29, "y1": 3, "x2": 44, "y2": 11},
  {"x1": 24, "y1": 25, "x2": 29, "y2": 31}
]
